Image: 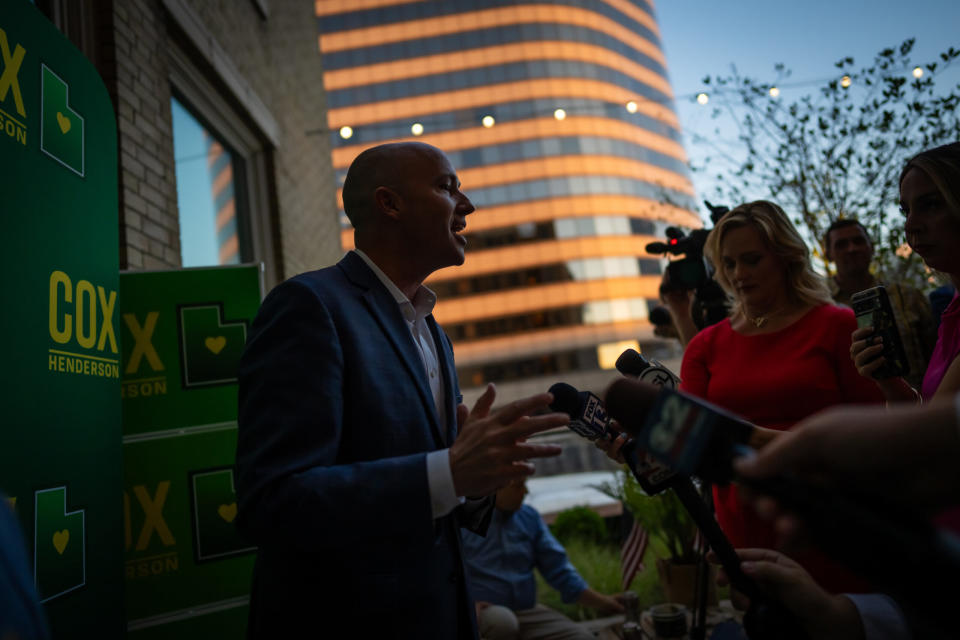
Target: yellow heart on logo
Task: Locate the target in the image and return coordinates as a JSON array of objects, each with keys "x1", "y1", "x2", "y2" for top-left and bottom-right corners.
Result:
[
  {"x1": 205, "y1": 336, "x2": 227, "y2": 354},
  {"x1": 56, "y1": 111, "x2": 71, "y2": 134},
  {"x1": 53, "y1": 529, "x2": 70, "y2": 554},
  {"x1": 217, "y1": 503, "x2": 237, "y2": 523}
]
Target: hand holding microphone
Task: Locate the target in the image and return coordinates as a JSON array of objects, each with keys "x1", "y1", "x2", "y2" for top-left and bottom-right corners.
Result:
[
  {"x1": 602, "y1": 377, "x2": 960, "y2": 636},
  {"x1": 547, "y1": 382, "x2": 677, "y2": 495},
  {"x1": 551, "y1": 379, "x2": 806, "y2": 638}
]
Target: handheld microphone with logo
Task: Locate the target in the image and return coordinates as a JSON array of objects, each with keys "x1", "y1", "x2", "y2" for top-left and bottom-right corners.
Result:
[
  {"x1": 604, "y1": 377, "x2": 960, "y2": 636},
  {"x1": 615, "y1": 348, "x2": 681, "y2": 389},
  {"x1": 551, "y1": 381, "x2": 803, "y2": 638},
  {"x1": 548, "y1": 382, "x2": 676, "y2": 495},
  {"x1": 547, "y1": 382, "x2": 610, "y2": 441},
  {"x1": 605, "y1": 377, "x2": 752, "y2": 484}
]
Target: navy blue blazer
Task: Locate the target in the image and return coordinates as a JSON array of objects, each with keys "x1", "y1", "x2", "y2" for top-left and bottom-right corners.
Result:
[{"x1": 236, "y1": 252, "x2": 485, "y2": 638}]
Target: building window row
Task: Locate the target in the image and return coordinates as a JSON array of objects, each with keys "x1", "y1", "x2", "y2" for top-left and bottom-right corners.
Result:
[
  {"x1": 319, "y1": 12, "x2": 663, "y2": 74},
  {"x1": 336, "y1": 135, "x2": 688, "y2": 190},
  {"x1": 431, "y1": 256, "x2": 662, "y2": 299},
  {"x1": 445, "y1": 297, "x2": 654, "y2": 342},
  {"x1": 464, "y1": 175, "x2": 697, "y2": 212},
  {"x1": 458, "y1": 337, "x2": 679, "y2": 388},
  {"x1": 326, "y1": 59, "x2": 671, "y2": 111},
  {"x1": 457, "y1": 216, "x2": 666, "y2": 251},
  {"x1": 458, "y1": 347, "x2": 600, "y2": 388}
]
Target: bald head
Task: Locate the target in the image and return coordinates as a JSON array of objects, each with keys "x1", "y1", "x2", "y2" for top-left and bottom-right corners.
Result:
[{"x1": 342, "y1": 142, "x2": 447, "y2": 231}]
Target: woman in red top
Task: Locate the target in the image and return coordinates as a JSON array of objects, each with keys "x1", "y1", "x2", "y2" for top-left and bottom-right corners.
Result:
[{"x1": 679, "y1": 200, "x2": 884, "y2": 592}]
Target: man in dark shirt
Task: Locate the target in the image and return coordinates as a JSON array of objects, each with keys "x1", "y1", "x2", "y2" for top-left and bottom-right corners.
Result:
[{"x1": 825, "y1": 219, "x2": 935, "y2": 388}]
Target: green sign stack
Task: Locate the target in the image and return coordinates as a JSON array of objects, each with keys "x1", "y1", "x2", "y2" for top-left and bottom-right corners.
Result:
[
  {"x1": 119, "y1": 265, "x2": 262, "y2": 638},
  {"x1": 1, "y1": 2, "x2": 122, "y2": 637}
]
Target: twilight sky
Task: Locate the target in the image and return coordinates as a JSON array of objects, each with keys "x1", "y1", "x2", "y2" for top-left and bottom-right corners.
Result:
[{"x1": 655, "y1": 0, "x2": 960, "y2": 222}]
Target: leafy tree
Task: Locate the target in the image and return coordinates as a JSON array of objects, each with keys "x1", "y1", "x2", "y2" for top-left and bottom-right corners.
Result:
[{"x1": 694, "y1": 39, "x2": 960, "y2": 288}]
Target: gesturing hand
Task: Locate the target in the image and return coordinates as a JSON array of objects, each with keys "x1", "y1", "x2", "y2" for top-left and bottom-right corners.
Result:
[{"x1": 449, "y1": 383, "x2": 567, "y2": 497}]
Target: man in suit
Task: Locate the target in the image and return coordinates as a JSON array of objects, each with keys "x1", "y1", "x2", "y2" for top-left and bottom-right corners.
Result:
[{"x1": 236, "y1": 142, "x2": 569, "y2": 638}]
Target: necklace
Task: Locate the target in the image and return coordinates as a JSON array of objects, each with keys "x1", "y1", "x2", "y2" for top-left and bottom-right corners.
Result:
[
  {"x1": 744, "y1": 306, "x2": 784, "y2": 329},
  {"x1": 748, "y1": 315, "x2": 769, "y2": 329}
]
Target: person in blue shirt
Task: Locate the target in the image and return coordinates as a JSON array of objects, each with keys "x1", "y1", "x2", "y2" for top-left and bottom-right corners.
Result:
[{"x1": 460, "y1": 478, "x2": 624, "y2": 640}]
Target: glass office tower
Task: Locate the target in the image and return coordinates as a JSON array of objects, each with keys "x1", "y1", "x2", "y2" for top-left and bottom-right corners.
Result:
[{"x1": 316, "y1": 0, "x2": 700, "y2": 403}]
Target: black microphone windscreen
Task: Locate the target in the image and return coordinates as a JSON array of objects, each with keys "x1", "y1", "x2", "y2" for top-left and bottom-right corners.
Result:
[
  {"x1": 548, "y1": 382, "x2": 581, "y2": 415},
  {"x1": 615, "y1": 349, "x2": 650, "y2": 377},
  {"x1": 649, "y1": 306, "x2": 673, "y2": 326},
  {"x1": 603, "y1": 378, "x2": 661, "y2": 437}
]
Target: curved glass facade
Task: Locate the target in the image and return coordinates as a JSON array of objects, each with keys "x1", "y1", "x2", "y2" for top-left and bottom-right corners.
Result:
[{"x1": 317, "y1": 0, "x2": 698, "y2": 400}]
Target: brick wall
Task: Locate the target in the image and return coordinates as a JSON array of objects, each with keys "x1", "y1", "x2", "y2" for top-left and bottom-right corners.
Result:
[
  {"x1": 89, "y1": 0, "x2": 340, "y2": 283},
  {"x1": 184, "y1": 1, "x2": 340, "y2": 280}
]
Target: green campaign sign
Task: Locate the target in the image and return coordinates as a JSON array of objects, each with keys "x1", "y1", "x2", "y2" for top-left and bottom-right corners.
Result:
[
  {"x1": 0, "y1": 2, "x2": 122, "y2": 638},
  {"x1": 120, "y1": 265, "x2": 262, "y2": 637}
]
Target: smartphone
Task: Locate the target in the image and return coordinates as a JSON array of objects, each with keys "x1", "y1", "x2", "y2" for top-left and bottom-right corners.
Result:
[{"x1": 850, "y1": 285, "x2": 909, "y2": 379}]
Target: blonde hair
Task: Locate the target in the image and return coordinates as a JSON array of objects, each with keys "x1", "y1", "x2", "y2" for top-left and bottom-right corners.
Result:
[
  {"x1": 705, "y1": 200, "x2": 833, "y2": 313},
  {"x1": 899, "y1": 142, "x2": 960, "y2": 220}
]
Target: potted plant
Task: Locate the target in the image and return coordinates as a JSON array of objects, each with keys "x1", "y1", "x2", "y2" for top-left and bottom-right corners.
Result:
[{"x1": 598, "y1": 468, "x2": 716, "y2": 607}]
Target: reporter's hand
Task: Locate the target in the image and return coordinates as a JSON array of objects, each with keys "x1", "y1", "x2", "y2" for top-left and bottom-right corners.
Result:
[
  {"x1": 711, "y1": 549, "x2": 864, "y2": 640},
  {"x1": 450, "y1": 384, "x2": 566, "y2": 497},
  {"x1": 735, "y1": 402, "x2": 960, "y2": 516},
  {"x1": 850, "y1": 326, "x2": 885, "y2": 378},
  {"x1": 850, "y1": 328, "x2": 916, "y2": 401},
  {"x1": 594, "y1": 419, "x2": 628, "y2": 464}
]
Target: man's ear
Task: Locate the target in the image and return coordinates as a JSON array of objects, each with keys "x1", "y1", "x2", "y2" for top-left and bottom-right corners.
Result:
[{"x1": 374, "y1": 185, "x2": 403, "y2": 221}]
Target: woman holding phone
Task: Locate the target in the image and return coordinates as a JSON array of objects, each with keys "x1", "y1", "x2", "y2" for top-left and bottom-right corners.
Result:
[{"x1": 852, "y1": 142, "x2": 960, "y2": 402}]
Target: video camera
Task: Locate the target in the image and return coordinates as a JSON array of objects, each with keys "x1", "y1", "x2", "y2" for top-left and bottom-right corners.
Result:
[{"x1": 646, "y1": 201, "x2": 730, "y2": 330}]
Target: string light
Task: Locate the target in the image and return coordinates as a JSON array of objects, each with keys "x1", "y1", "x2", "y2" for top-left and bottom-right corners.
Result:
[{"x1": 319, "y1": 62, "x2": 949, "y2": 142}]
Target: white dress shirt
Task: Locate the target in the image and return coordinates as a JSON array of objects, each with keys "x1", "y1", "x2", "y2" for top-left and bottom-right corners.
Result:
[{"x1": 353, "y1": 249, "x2": 462, "y2": 519}]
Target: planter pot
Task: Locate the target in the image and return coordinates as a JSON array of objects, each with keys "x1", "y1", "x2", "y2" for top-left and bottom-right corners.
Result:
[{"x1": 655, "y1": 558, "x2": 718, "y2": 608}]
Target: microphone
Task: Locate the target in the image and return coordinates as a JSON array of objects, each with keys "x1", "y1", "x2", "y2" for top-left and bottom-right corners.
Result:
[
  {"x1": 603, "y1": 378, "x2": 960, "y2": 636},
  {"x1": 548, "y1": 382, "x2": 676, "y2": 496},
  {"x1": 547, "y1": 382, "x2": 609, "y2": 441},
  {"x1": 615, "y1": 348, "x2": 680, "y2": 389},
  {"x1": 553, "y1": 381, "x2": 808, "y2": 638},
  {"x1": 604, "y1": 378, "x2": 752, "y2": 484}
]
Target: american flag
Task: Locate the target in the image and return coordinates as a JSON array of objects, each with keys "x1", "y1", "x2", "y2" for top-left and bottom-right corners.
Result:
[{"x1": 621, "y1": 507, "x2": 649, "y2": 590}]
